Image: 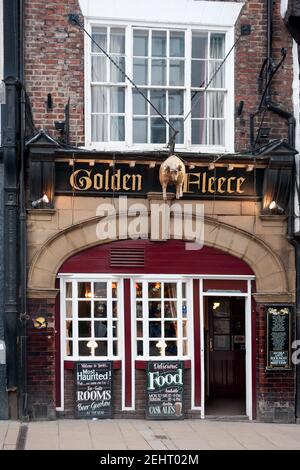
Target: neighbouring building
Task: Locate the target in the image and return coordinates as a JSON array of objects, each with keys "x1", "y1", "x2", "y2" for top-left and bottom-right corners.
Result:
[{"x1": 21, "y1": 0, "x2": 299, "y2": 422}]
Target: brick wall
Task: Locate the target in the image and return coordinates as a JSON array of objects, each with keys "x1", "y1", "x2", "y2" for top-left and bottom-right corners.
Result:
[
  {"x1": 24, "y1": 0, "x2": 294, "y2": 152},
  {"x1": 27, "y1": 298, "x2": 56, "y2": 420},
  {"x1": 256, "y1": 304, "x2": 295, "y2": 423}
]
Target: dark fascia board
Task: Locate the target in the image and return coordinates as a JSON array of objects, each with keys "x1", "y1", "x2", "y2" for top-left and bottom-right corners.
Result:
[{"x1": 25, "y1": 129, "x2": 62, "y2": 148}]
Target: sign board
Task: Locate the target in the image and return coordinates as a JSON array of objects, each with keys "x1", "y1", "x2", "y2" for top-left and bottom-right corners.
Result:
[
  {"x1": 75, "y1": 361, "x2": 113, "y2": 418},
  {"x1": 266, "y1": 306, "x2": 291, "y2": 370},
  {"x1": 147, "y1": 361, "x2": 184, "y2": 419}
]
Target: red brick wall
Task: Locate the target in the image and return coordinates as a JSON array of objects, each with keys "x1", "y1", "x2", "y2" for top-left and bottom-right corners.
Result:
[
  {"x1": 24, "y1": 0, "x2": 294, "y2": 152},
  {"x1": 27, "y1": 298, "x2": 56, "y2": 420},
  {"x1": 256, "y1": 304, "x2": 295, "y2": 423}
]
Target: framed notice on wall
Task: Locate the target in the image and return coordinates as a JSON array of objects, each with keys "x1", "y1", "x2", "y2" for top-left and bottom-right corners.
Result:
[
  {"x1": 74, "y1": 361, "x2": 113, "y2": 418},
  {"x1": 266, "y1": 306, "x2": 292, "y2": 370},
  {"x1": 146, "y1": 361, "x2": 184, "y2": 420}
]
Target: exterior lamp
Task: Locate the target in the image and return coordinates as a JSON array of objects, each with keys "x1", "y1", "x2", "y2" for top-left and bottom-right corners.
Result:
[
  {"x1": 31, "y1": 194, "x2": 49, "y2": 208},
  {"x1": 269, "y1": 201, "x2": 284, "y2": 214}
]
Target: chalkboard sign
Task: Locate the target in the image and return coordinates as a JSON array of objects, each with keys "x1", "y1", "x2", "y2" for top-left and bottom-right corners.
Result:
[
  {"x1": 75, "y1": 361, "x2": 112, "y2": 418},
  {"x1": 266, "y1": 307, "x2": 291, "y2": 370},
  {"x1": 147, "y1": 361, "x2": 184, "y2": 419}
]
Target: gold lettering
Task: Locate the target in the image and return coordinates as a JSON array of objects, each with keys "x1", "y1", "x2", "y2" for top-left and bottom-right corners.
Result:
[
  {"x1": 111, "y1": 169, "x2": 121, "y2": 191},
  {"x1": 217, "y1": 177, "x2": 226, "y2": 194},
  {"x1": 131, "y1": 174, "x2": 142, "y2": 191},
  {"x1": 227, "y1": 177, "x2": 237, "y2": 193},
  {"x1": 69, "y1": 169, "x2": 92, "y2": 191},
  {"x1": 105, "y1": 169, "x2": 109, "y2": 191},
  {"x1": 208, "y1": 176, "x2": 216, "y2": 193},
  {"x1": 186, "y1": 173, "x2": 201, "y2": 192},
  {"x1": 123, "y1": 174, "x2": 131, "y2": 191},
  {"x1": 202, "y1": 172, "x2": 207, "y2": 193},
  {"x1": 236, "y1": 177, "x2": 246, "y2": 194},
  {"x1": 93, "y1": 173, "x2": 103, "y2": 190}
]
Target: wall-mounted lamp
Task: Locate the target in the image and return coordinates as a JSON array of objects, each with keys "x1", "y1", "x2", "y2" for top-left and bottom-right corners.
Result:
[
  {"x1": 246, "y1": 164, "x2": 254, "y2": 172},
  {"x1": 129, "y1": 161, "x2": 136, "y2": 168},
  {"x1": 208, "y1": 162, "x2": 215, "y2": 170},
  {"x1": 89, "y1": 160, "x2": 95, "y2": 167},
  {"x1": 69, "y1": 159, "x2": 75, "y2": 166},
  {"x1": 227, "y1": 164, "x2": 234, "y2": 172},
  {"x1": 269, "y1": 200, "x2": 284, "y2": 214},
  {"x1": 149, "y1": 162, "x2": 156, "y2": 168},
  {"x1": 189, "y1": 164, "x2": 195, "y2": 170},
  {"x1": 31, "y1": 194, "x2": 49, "y2": 208}
]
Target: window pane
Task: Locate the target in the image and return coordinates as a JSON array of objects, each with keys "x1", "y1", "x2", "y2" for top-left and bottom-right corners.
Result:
[
  {"x1": 110, "y1": 28, "x2": 125, "y2": 54},
  {"x1": 149, "y1": 321, "x2": 161, "y2": 337},
  {"x1": 182, "y1": 320, "x2": 187, "y2": 337},
  {"x1": 191, "y1": 92, "x2": 205, "y2": 118},
  {"x1": 182, "y1": 300, "x2": 187, "y2": 317},
  {"x1": 192, "y1": 32, "x2": 208, "y2": 59},
  {"x1": 94, "y1": 321, "x2": 108, "y2": 338},
  {"x1": 148, "y1": 282, "x2": 161, "y2": 298},
  {"x1": 92, "y1": 56, "x2": 107, "y2": 82},
  {"x1": 92, "y1": 115, "x2": 108, "y2": 142},
  {"x1": 66, "y1": 301, "x2": 72, "y2": 319},
  {"x1": 210, "y1": 60, "x2": 224, "y2": 88},
  {"x1": 183, "y1": 339, "x2": 188, "y2": 356},
  {"x1": 113, "y1": 341, "x2": 118, "y2": 356},
  {"x1": 209, "y1": 120, "x2": 224, "y2": 145},
  {"x1": 164, "y1": 321, "x2": 177, "y2": 338},
  {"x1": 182, "y1": 283, "x2": 186, "y2": 299},
  {"x1": 209, "y1": 92, "x2": 224, "y2": 118},
  {"x1": 137, "y1": 340, "x2": 143, "y2": 356},
  {"x1": 113, "y1": 321, "x2": 118, "y2": 338},
  {"x1": 152, "y1": 31, "x2": 166, "y2": 57},
  {"x1": 78, "y1": 301, "x2": 91, "y2": 318},
  {"x1": 94, "y1": 301, "x2": 107, "y2": 318},
  {"x1": 149, "y1": 341, "x2": 161, "y2": 356},
  {"x1": 94, "y1": 341, "x2": 108, "y2": 356},
  {"x1": 110, "y1": 116, "x2": 125, "y2": 141},
  {"x1": 164, "y1": 283, "x2": 177, "y2": 298},
  {"x1": 170, "y1": 31, "x2": 185, "y2": 57},
  {"x1": 165, "y1": 341, "x2": 177, "y2": 355},
  {"x1": 66, "y1": 320, "x2": 73, "y2": 338},
  {"x1": 150, "y1": 90, "x2": 166, "y2": 115},
  {"x1": 78, "y1": 321, "x2": 91, "y2": 338},
  {"x1": 170, "y1": 119, "x2": 184, "y2": 144},
  {"x1": 192, "y1": 119, "x2": 207, "y2": 145},
  {"x1": 151, "y1": 117, "x2": 166, "y2": 143},
  {"x1": 66, "y1": 282, "x2": 72, "y2": 298},
  {"x1": 169, "y1": 60, "x2": 184, "y2": 86},
  {"x1": 133, "y1": 30, "x2": 148, "y2": 56},
  {"x1": 78, "y1": 282, "x2": 92, "y2": 298},
  {"x1": 137, "y1": 321, "x2": 143, "y2": 337},
  {"x1": 92, "y1": 27, "x2": 107, "y2": 53},
  {"x1": 133, "y1": 118, "x2": 147, "y2": 143},
  {"x1": 66, "y1": 340, "x2": 73, "y2": 357},
  {"x1": 133, "y1": 90, "x2": 147, "y2": 115},
  {"x1": 191, "y1": 60, "x2": 206, "y2": 87},
  {"x1": 79, "y1": 341, "x2": 92, "y2": 356},
  {"x1": 133, "y1": 58, "x2": 148, "y2": 85},
  {"x1": 94, "y1": 282, "x2": 107, "y2": 298},
  {"x1": 110, "y1": 56, "x2": 125, "y2": 82},
  {"x1": 151, "y1": 59, "x2": 166, "y2": 85},
  {"x1": 91, "y1": 86, "x2": 107, "y2": 113},
  {"x1": 136, "y1": 301, "x2": 143, "y2": 318},
  {"x1": 210, "y1": 33, "x2": 225, "y2": 59},
  {"x1": 136, "y1": 282, "x2": 143, "y2": 298},
  {"x1": 149, "y1": 301, "x2": 162, "y2": 317},
  {"x1": 169, "y1": 90, "x2": 184, "y2": 116},
  {"x1": 112, "y1": 282, "x2": 118, "y2": 298},
  {"x1": 164, "y1": 301, "x2": 177, "y2": 318},
  {"x1": 112, "y1": 301, "x2": 118, "y2": 318}
]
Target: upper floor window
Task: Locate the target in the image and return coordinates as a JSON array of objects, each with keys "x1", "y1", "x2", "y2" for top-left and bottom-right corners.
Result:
[{"x1": 87, "y1": 24, "x2": 233, "y2": 152}]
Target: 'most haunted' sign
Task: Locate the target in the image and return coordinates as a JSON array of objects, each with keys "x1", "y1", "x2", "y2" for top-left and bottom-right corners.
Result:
[
  {"x1": 266, "y1": 307, "x2": 291, "y2": 370},
  {"x1": 147, "y1": 361, "x2": 184, "y2": 419},
  {"x1": 75, "y1": 361, "x2": 112, "y2": 418}
]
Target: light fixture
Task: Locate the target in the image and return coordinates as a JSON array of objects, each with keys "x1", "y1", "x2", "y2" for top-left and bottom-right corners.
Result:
[
  {"x1": 246, "y1": 164, "x2": 254, "y2": 172},
  {"x1": 189, "y1": 164, "x2": 195, "y2": 170},
  {"x1": 68, "y1": 159, "x2": 75, "y2": 166},
  {"x1": 149, "y1": 162, "x2": 156, "y2": 168},
  {"x1": 154, "y1": 283, "x2": 160, "y2": 290},
  {"x1": 208, "y1": 162, "x2": 215, "y2": 170},
  {"x1": 85, "y1": 289, "x2": 92, "y2": 298},
  {"x1": 89, "y1": 160, "x2": 95, "y2": 167},
  {"x1": 129, "y1": 161, "x2": 136, "y2": 168},
  {"x1": 227, "y1": 164, "x2": 234, "y2": 172},
  {"x1": 109, "y1": 161, "x2": 115, "y2": 167},
  {"x1": 269, "y1": 201, "x2": 277, "y2": 210},
  {"x1": 269, "y1": 200, "x2": 284, "y2": 214},
  {"x1": 31, "y1": 194, "x2": 49, "y2": 208},
  {"x1": 156, "y1": 340, "x2": 167, "y2": 355},
  {"x1": 213, "y1": 302, "x2": 221, "y2": 310},
  {"x1": 87, "y1": 340, "x2": 98, "y2": 349}
]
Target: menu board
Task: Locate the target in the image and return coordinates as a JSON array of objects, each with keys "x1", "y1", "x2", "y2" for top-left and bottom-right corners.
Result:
[
  {"x1": 147, "y1": 361, "x2": 184, "y2": 419},
  {"x1": 75, "y1": 362, "x2": 112, "y2": 418},
  {"x1": 266, "y1": 307, "x2": 291, "y2": 369}
]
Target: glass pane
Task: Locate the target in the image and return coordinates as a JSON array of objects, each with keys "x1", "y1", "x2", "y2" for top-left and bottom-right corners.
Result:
[
  {"x1": 66, "y1": 320, "x2": 73, "y2": 338},
  {"x1": 191, "y1": 92, "x2": 205, "y2": 118},
  {"x1": 92, "y1": 114, "x2": 108, "y2": 142},
  {"x1": 182, "y1": 320, "x2": 187, "y2": 337},
  {"x1": 66, "y1": 340, "x2": 73, "y2": 357},
  {"x1": 92, "y1": 56, "x2": 107, "y2": 82},
  {"x1": 78, "y1": 282, "x2": 92, "y2": 298},
  {"x1": 210, "y1": 61, "x2": 224, "y2": 88},
  {"x1": 210, "y1": 33, "x2": 225, "y2": 59},
  {"x1": 192, "y1": 32, "x2": 208, "y2": 59},
  {"x1": 92, "y1": 27, "x2": 107, "y2": 52},
  {"x1": 165, "y1": 341, "x2": 177, "y2": 356},
  {"x1": 182, "y1": 300, "x2": 187, "y2": 317},
  {"x1": 183, "y1": 339, "x2": 188, "y2": 356},
  {"x1": 78, "y1": 301, "x2": 91, "y2": 318},
  {"x1": 169, "y1": 60, "x2": 184, "y2": 86},
  {"x1": 148, "y1": 282, "x2": 161, "y2": 298},
  {"x1": 94, "y1": 301, "x2": 107, "y2": 318},
  {"x1": 94, "y1": 320, "x2": 107, "y2": 338},
  {"x1": 170, "y1": 31, "x2": 185, "y2": 57},
  {"x1": 79, "y1": 341, "x2": 92, "y2": 356},
  {"x1": 149, "y1": 301, "x2": 162, "y2": 317},
  {"x1": 112, "y1": 301, "x2": 118, "y2": 318},
  {"x1": 94, "y1": 282, "x2": 107, "y2": 298},
  {"x1": 92, "y1": 86, "x2": 107, "y2": 113},
  {"x1": 94, "y1": 341, "x2": 108, "y2": 356},
  {"x1": 110, "y1": 28, "x2": 125, "y2": 54},
  {"x1": 78, "y1": 321, "x2": 91, "y2": 338},
  {"x1": 169, "y1": 90, "x2": 183, "y2": 116},
  {"x1": 65, "y1": 282, "x2": 72, "y2": 298},
  {"x1": 113, "y1": 341, "x2": 118, "y2": 356},
  {"x1": 112, "y1": 282, "x2": 118, "y2": 298},
  {"x1": 136, "y1": 301, "x2": 143, "y2": 318},
  {"x1": 150, "y1": 90, "x2": 166, "y2": 115},
  {"x1": 110, "y1": 56, "x2": 125, "y2": 83},
  {"x1": 164, "y1": 301, "x2": 177, "y2": 318},
  {"x1": 110, "y1": 116, "x2": 125, "y2": 141},
  {"x1": 164, "y1": 283, "x2": 177, "y2": 298},
  {"x1": 133, "y1": 58, "x2": 148, "y2": 85},
  {"x1": 133, "y1": 118, "x2": 148, "y2": 143},
  {"x1": 164, "y1": 321, "x2": 177, "y2": 338},
  {"x1": 136, "y1": 282, "x2": 143, "y2": 298},
  {"x1": 149, "y1": 321, "x2": 161, "y2": 337},
  {"x1": 192, "y1": 119, "x2": 207, "y2": 145},
  {"x1": 182, "y1": 283, "x2": 186, "y2": 299},
  {"x1": 133, "y1": 90, "x2": 147, "y2": 115},
  {"x1": 209, "y1": 120, "x2": 224, "y2": 146},
  {"x1": 66, "y1": 301, "x2": 72, "y2": 319},
  {"x1": 151, "y1": 59, "x2": 166, "y2": 85},
  {"x1": 192, "y1": 60, "x2": 206, "y2": 87},
  {"x1": 137, "y1": 340, "x2": 143, "y2": 356},
  {"x1": 209, "y1": 92, "x2": 224, "y2": 118},
  {"x1": 110, "y1": 87, "x2": 125, "y2": 113},
  {"x1": 152, "y1": 31, "x2": 166, "y2": 57},
  {"x1": 170, "y1": 119, "x2": 184, "y2": 144},
  {"x1": 214, "y1": 318, "x2": 230, "y2": 334},
  {"x1": 213, "y1": 300, "x2": 230, "y2": 316},
  {"x1": 214, "y1": 335, "x2": 230, "y2": 351},
  {"x1": 151, "y1": 117, "x2": 166, "y2": 143},
  {"x1": 134, "y1": 30, "x2": 148, "y2": 56},
  {"x1": 112, "y1": 321, "x2": 118, "y2": 338},
  {"x1": 136, "y1": 321, "x2": 143, "y2": 337},
  {"x1": 149, "y1": 341, "x2": 161, "y2": 356}
]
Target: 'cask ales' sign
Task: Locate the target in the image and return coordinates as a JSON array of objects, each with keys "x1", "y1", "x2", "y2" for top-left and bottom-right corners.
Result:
[{"x1": 266, "y1": 307, "x2": 291, "y2": 370}]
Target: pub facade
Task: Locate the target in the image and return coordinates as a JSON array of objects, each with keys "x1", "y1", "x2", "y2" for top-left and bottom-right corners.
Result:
[{"x1": 21, "y1": 0, "x2": 298, "y2": 422}]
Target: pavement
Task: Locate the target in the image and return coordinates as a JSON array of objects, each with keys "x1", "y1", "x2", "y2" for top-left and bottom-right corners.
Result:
[{"x1": 1, "y1": 419, "x2": 300, "y2": 450}]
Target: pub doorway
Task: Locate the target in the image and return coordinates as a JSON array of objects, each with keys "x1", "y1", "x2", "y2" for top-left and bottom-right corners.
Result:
[{"x1": 204, "y1": 297, "x2": 246, "y2": 417}]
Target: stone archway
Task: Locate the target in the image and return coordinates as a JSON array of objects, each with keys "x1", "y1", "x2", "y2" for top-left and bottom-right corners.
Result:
[{"x1": 27, "y1": 214, "x2": 292, "y2": 302}]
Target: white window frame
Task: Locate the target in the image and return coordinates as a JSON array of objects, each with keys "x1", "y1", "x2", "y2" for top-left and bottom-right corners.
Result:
[{"x1": 84, "y1": 19, "x2": 235, "y2": 154}]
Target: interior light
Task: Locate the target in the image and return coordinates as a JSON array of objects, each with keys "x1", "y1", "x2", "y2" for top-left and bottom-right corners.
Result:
[
  {"x1": 156, "y1": 340, "x2": 167, "y2": 355},
  {"x1": 31, "y1": 194, "x2": 49, "y2": 208},
  {"x1": 154, "y1": 283, "x2": 160, "y2": 290},
  {"x1": 269, "y1": 201, "x2": 277, "y2": 210},
  {"x1": 85, "y1": 290, "x2": 92, "y2": 298},
  {"x1": 87, "y1": 340, "x2": 98, "y2": 349},
  {"x1": 213, "y1": 302, "x2": 221, "y2": 310}
]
